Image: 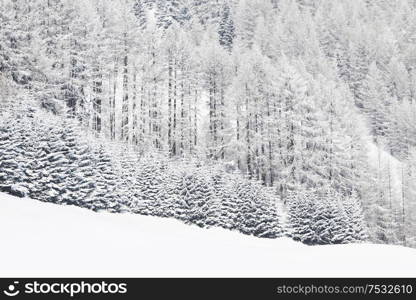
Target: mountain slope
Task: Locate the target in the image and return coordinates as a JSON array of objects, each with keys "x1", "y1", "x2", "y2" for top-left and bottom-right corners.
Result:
[
  {"x1": 1, "y1": 192, "x2": 416, "y2": 277},
  {"x1": 4, "y1": 0, "x2": 414, "y2": 247}
]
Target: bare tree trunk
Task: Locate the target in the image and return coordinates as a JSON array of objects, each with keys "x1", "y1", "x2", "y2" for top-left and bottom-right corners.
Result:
[
  {"x1": 168, "y1": 55, "x2": 173, "y2": 155},
  {"x1": 220, "y1": 81, "x2": 225, "y2": 160},
  {"x1": 132, "y1": 70, "x2": 138, "y2": 145},
  {"x1": 68, "y1": 37, "x2": 77, "y2": 117},
  {"x1": 194, "y1": 88, "x2": 198, "y2": 149},
  {"x1": 266, "y1": 96, "x2": 274, "y2": 186},
  {"x1": 246, "y1": 84, "x2": 252, "y2": 178},
  {"x1": 153, "y1": 79, "x2": 159, "y2": 149},
  {"x1": 213, "y1": 78, "x2": 217, "y2": 159},
  {"x1": 110, "y1": 59, "x2": 117, "y2": 140},
  {"x1": 188, "y1": 83, "x2": 193, "y2": 153},
  {"x1": 121, "y1": 33, "x2": 129, "y2": 142},
  {"x1": 139, "y1": 71, "x2": 146, "y2": 149},
  {"x1": 236, "y1": 103, "x2": 241, "y2": 170},
  {"x1": 254, "y1": 97, "x2": 260, "y2": 180},
  {"x1": 209, "y1": 77, "x2": 214, "y2": 159},
  {"x1": 151, "y1": 50, "x2": 159, "y2": 150},
  {"x1": 329, "y1": 98, "x2": 334, "y2": 185},
  {"x1": 92, "y1": 65, "x2": 102, "y2": 134},
  {"x1": 260, "y1": 112, "x2": 266, "y2": 185},
  {"x1": 173, "y1": 62, "x2": 177, "y2": 156},
  {"x1": 180, "y1": 68, "x2": 185, "y2": 155}
]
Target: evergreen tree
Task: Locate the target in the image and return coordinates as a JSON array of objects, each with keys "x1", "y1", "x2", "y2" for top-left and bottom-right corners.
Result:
[{"x1": 218, "y1": 3, "x2": 235, "y2": 51}]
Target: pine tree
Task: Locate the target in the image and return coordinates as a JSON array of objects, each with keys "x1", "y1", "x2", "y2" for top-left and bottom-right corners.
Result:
[
  {"x1": 156, "y1": 0, "x2": 190, "y2": 29},
  {"x1": 343, "y1": 191, "x2": 368, "y2": 242},
  {"x1": 361, "y1": 62, "x2": 391, "y2": 137},
  {"x1": 133, "y1": 0, "x2": 150, "y2": 29},
  {"x1": 218, "y1": 3, "x2": 235, "y2": 52}
]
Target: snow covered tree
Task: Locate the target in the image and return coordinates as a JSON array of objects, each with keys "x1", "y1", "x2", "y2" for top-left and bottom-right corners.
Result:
[
  {"x1": 218, "y1": 3, "x2": 235, "y2": 51},
  {"x1": 2, "y1": 0, "x2": 416, "y2": 248},
  {"x1": 288, "y1": 187, "x2": 365, "y2": 245}
]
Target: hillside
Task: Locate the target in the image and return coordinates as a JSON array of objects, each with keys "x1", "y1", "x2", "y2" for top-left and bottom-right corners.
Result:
[
  {"x1": 1, "y1": 0, "x2": 416, "y2": 250},
  {"x1": 1, "y1": 192, "x2": 416, "y2": 277}
]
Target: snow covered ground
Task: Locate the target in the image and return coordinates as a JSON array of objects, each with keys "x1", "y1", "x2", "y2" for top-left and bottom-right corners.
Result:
[{"x1": 1, "y1": 192, "x2": 416, "y2": 277}]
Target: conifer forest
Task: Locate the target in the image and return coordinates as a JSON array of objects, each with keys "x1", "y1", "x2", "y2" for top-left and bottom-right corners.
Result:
[{"x1": 1, "y1": 0, "x2": 416, "y2": 248}]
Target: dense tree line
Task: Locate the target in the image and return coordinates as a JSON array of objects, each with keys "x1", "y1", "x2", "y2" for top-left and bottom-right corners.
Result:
[{"x1": 0, "y1": 105, "x2": 284, "y2": 239}]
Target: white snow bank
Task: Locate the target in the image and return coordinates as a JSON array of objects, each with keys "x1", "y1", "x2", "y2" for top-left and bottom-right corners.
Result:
[{"x1": 1, "y1": 192, "x2": 416, "y2": 277}]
